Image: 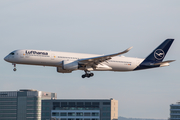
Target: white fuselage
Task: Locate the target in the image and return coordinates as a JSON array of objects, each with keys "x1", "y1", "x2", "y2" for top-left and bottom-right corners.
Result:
[{"x1": 4, "y1": 49, "x2": 144, "y2": 72}]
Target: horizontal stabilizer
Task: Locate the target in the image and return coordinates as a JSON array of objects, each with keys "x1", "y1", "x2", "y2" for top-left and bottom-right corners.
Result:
[
  {"x1": 138, "y1": 60, "x2": 175, "y2": 68},
  {"x1": 153, "y1": 60, "x2": 175, "y2": 66}
]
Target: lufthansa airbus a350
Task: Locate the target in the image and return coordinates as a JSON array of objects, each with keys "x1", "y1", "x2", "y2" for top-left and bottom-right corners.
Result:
[{"x1": 4, "y1": 39, "x2": 175, "y2": 78}]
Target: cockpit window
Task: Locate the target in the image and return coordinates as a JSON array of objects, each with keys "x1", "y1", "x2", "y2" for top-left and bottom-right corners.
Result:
[{"x1": 9, "y1": 52, "x2": 15, "y2": 55}]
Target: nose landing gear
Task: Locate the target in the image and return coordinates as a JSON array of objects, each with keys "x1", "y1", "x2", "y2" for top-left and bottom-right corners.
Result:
[
  {"x1": 13, "y1": 64, "x2": 17, "y2": 71},
  {"x1": 82, "y1": 70, "x2": 94, "y2": 78}
]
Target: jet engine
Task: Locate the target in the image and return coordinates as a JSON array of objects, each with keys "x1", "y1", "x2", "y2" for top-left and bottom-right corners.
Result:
[
  {"x1": 57, "y1": 67, "x2": 72, "y2": 73},
  {"x1": 57, "y1": 60, "x2": 79, "y2": 73}
]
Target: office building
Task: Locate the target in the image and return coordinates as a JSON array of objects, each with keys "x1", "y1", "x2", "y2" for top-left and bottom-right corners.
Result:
[
  {"x1": 42, "y1": 98, "x2": 118, "y2": 120},
  {"x1": 170, "y1": 101, "x2": 180, "y2": 120},
  {"x1": 0, "y1": 89, "x2": 118, "y2": 120},
  {"x1": 0, "y1": 89, "x2": 56, "y2": 120}
]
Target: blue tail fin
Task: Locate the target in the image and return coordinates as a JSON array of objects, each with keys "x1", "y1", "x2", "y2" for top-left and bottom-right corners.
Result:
[
  {"x1": 144, "y1": 39, "x2": 174, "y2": 62},
  {"x1": 135, "y1": 39, "x2": 174, "y2": 70}
]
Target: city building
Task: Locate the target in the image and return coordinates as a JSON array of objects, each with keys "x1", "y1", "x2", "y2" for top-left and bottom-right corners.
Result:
[
  {"x1": 0, "y1": 89, "x2": 56, "y2": 120},
  {"x1": 42, "y1": 98, "x2": 118, "y2": 120},
  {"x1": 170, "y1": 101, "x2": 180, "y2": 120},
  {"x1": 0, "y1": 89, "x2": 118, "y2": 120}
]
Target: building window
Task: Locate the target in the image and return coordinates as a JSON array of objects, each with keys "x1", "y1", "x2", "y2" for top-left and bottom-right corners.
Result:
[
  {"x1": 77, "y1": 102, "x2": 84, "y2": 107},
  {"x1": 52, "y1": 112, "x2": 59, "y2": 116},
  {"x1": 42, "y1": 107, "x2": 49, "y2": 110},
  {"x1": 27, "y1": 102, "x2": 34, "y2": 105},
  {"x1": 27, "y1": 106, "x2": 34, "y2": 109},
  {"x1": 92, "y1": 112, "x2": 99, "y2": 116},
  {"x1": 53, "y1": 102, "x2": 60, "y2": 106},
  {"x1": 53, "y1": 102, "x2": 60, "y2": 110},
  {"x1": 171, "y1": 115, "x2": 180, "y2": 118},
  {"x1": 92, "y1": 119, "x2": 99, "y2": 120},
  {"x1": 103, "y1": 107, "x2": 110, "y2": 111},
  {"x1": 61, "y1": 119, "x2": 66, "y2": 120},
  {"x1": 70, "y1": 107, "x2": 76, "y2": 110},
  {"x1": 171, "y1": 111, "x2": 180, "y2": 114},
  {"x1": 85, "y1": 102, "x2": 91, "y2": 107},
  {"x1": 84, "y1": 112, "x2": 91, "y2": 116},
  {"x1": 68, "y1": 112, "x2": 75, "y2": 116},
  {"x1": 0, "y1": 110, "x2": 16, "y2": 113},
  {"x1": 0, "y1": 114, "x2": 16, "y2": 117},
  {"x1": 69, "y1": 102, "x2": 75, "y2": 107},
  {"x1": 92, "y1": 102, "x2": 99, "y2": 106},
  {"x1": 102, "y1": 112, "x2": 110, "y2": 117},
  {"x1": 54, "y1": 119, "x2": 60, "y2": 120},
  {"x1": 0, "y1": 102, "x2": 16, "y2": 105},
  {"x1": 0, "y1": 98, "x2": 17, "y2": 101},
  {"x1": 42, "y1": 112, "x2": 50, "y2": 116},
  {"x1": 76, "y1": 107, "x2": 82, "y2": 110},
  {"x1": 0, "y1": 106, "x2": 16, "y2": 109},
  {"x1": 76, "y1": 112, "x2": 83, "y2": 116},
  {"x1": 61, "y1": 102, "x2": 68, "y2": 107},
  {"x1": 103, "y1": 102, "x2": 110, "y2": 105},
  {"x1": 42, "y1": 102, "x2": 50, "y2": 105},
  {"x1": 27, "y1": 110, "x2": 40, "y2": 113},
  {"x1": 102, "y1": 119, "x2": 109, "y2": 120},
  {"x1": 76, "y1": 119, "x2": 83, "y2": 120},
  {"x1": 60, "y1": 112, "x2": 67, "y2": 116},
  {"x1": 171, "y1": 106, "x2": 180, "y2": 109},
  {"x1": 84, "y1": 119, "x2": 90, "y2": 120},
  {"x1": 68, "y1": 119, "x2": 74, "y2": 120},
  {"x1": 27, "y1": 97, "x2": 35, "y2": 100}
]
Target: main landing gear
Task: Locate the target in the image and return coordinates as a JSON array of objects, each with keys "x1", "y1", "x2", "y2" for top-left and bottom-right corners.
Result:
[
  {"x1": 82, "y1": 71, "x2": 94, "y2": 78},
  {"x1": 13, "y1": 63, "x2": 17, "y2": 71}
]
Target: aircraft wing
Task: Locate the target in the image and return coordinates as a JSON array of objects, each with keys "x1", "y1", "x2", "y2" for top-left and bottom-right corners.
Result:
[{"x1": 78, "y1": 47, "x2": 133, "y2": 66}]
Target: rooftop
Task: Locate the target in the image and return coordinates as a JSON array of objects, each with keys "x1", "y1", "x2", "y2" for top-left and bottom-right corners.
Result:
[{"x1": 19, "y1": 89, "x2": 37, "y2": 91}]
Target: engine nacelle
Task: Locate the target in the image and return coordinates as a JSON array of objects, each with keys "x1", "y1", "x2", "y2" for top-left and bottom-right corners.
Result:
[
  {"x1": 57, "y1": 60, "x2": 79, "y2": 73},
  {"x1": 62, "y1": 60, "x2": 79, "y2": 70},
  {"x1": 57, "y1": 67, "x2": 72, "y2": 73}
]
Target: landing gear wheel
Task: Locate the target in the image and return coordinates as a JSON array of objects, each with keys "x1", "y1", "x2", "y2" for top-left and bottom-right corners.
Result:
[
  {"x1": 87, "y1": 74, "x2": 91, "y2": 78},
  {"x1": 82, "y1": 70, "x2": 94, "y2": 78},
  {"x1": 12, "y1": 64, "x2": 17, "y2": 72},
  {"x1": 85, "y1": 74, "x2": 89, "y2": 77},
  {"x1": 90, "y1": 73, "x2": 94, "y2": 77},
  {"x1": 82, "y1": 75, "x2": 86, "y2": 78}
]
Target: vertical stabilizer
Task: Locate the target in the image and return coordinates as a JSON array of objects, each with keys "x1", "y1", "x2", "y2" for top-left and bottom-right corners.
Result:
[
  {"x1": 144, "y1": 39, "x2": 174, "y2": 62},
  {"x1": 135, "y1": 39, "x2": 174, "y2": 70}
]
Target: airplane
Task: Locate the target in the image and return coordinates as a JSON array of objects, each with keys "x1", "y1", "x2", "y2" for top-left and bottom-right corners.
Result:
[{"x1": 4, "y1": 39, "x2": 175, "y2": 78}]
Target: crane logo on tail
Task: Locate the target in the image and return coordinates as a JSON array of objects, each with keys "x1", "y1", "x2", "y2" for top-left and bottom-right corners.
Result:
[{"x1": 154, "y1": 49, "x2": 165, "y2": 60}]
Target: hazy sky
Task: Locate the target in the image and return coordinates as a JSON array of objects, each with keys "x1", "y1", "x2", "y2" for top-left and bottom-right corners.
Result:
[{"x1": 0, "y1": 0, "x2": 180, "y2": 119}]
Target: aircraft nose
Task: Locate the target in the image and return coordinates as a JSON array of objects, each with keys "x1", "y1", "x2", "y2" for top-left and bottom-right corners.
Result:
[{"x1": 4, "y1": 56, "x2": 9, "y2": 61}]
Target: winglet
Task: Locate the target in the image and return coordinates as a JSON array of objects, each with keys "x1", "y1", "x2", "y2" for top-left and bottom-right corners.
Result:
[
  {"x1": 126, "y1": 46, "x2": 133, "y2": 52},
  {"x1": 120, "y1": 46, "x2": 133, "y2": 54}
]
